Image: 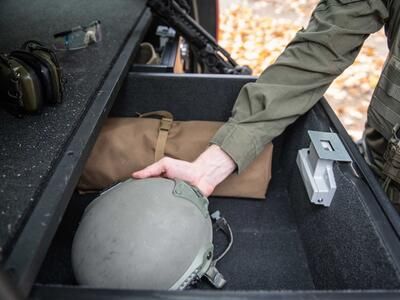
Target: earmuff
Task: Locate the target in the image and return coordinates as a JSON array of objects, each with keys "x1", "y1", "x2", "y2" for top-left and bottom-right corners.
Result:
[
  {"x1": 0, "y1": 54, "x2": 24, "y2": 116},
  {"x1": 7, "y1": 56, "x2": 44, "y2": 112},
  {"x1": 22, "y1": 40, "x2": 63, "y2": 104},
  {"x1": 0, "y1": 40, "x2": 63, "y2": 116},
  {"x1": 10, "y1": 50, "x2": 55, "y2": 106}
]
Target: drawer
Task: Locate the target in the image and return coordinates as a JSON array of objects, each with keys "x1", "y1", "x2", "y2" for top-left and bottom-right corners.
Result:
[{"x1": 29, "y1": 73, "x2": 400, "y2": 299}]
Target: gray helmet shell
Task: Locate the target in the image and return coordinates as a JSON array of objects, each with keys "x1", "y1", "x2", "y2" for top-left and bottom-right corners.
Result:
[{"x1": 72, "y1": 178, "x2": 214, "y2": 290}]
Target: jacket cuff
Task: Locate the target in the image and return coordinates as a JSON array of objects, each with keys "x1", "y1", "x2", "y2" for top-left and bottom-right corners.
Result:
[{"x1": 210, "y1": 122, "x2": 259, "y2": 174}]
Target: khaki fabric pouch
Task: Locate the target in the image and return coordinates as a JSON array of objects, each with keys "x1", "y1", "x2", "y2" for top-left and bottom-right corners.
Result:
[{"x1": 78, "y1": 112, "x2": 273, "y2": 199}]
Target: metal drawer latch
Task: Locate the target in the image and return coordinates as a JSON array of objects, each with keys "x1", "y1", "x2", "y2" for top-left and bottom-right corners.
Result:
[{"x1": 296, "y1": 131, "x2": 352, "y2": 207}]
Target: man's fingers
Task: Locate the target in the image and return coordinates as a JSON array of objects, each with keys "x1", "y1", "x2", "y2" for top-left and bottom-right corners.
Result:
[
  {"x1": 132, "y1": 161, "x2": 165, "y2": 178},
  {"x1": 132, "y1": 157, "x2": 214, "y2": 197},
  {"x1": 132, "y1": 157, "x2": 199, "y2": 186}
]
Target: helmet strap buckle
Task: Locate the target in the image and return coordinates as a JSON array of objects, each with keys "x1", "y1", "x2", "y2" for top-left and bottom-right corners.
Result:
[{"x1": 204, "y1": 264, "x2": 227, "y2": 288}]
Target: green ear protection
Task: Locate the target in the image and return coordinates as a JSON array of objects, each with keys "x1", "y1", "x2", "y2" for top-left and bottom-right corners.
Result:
[{"x1": 0, "y1": 40, "x2": 63, "y2": 117}]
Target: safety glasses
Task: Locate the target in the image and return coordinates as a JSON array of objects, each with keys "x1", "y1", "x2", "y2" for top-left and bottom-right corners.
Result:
[{"x1": 53, "y1": 20, "x2": 102, "y2": 51}]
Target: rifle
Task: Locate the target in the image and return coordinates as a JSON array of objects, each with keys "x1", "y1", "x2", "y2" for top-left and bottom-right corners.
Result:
[{"x1": 147, "y1": 0, "x2": 252, "y2": 75}]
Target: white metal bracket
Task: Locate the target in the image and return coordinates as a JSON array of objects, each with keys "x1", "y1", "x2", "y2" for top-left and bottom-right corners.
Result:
[
  {"x1": 156, "y1": 26, "x2": 176, "y2": 49},
  {"x1": 296, "y1": 131, "x2": 352, "y2": 207}
]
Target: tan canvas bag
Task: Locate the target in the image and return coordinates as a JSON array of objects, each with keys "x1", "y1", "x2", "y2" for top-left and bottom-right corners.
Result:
[{"x1": 78, "y1": 112, "x2": 273, "y2": 199}]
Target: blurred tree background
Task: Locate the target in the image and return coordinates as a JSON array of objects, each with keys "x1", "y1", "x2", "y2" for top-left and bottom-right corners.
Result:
[{"x1": 218, "y1": 0, "x2": 387, "y2": 140}]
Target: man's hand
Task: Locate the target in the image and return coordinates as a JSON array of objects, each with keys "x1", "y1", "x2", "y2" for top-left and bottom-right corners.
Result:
[{"x1": 132, "y1": 145, "x2": 236, "y2": 197}]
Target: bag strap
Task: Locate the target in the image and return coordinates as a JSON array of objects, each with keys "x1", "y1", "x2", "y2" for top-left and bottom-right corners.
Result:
[
  {"x1": 138, "y1": 111, "x2": 174, "y2": 161},
  {"x1": 155, "y1": 116, "x2": 173, "y2": 161},
  {"x1": 138, "y1": 110, "x2": 173, "y2": 119}
]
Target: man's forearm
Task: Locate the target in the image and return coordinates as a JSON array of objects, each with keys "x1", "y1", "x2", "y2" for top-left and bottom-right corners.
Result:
[
  {"x1": 211, "y1": 0, "x2": 386, "y2": 173},
  {"x1": 192, "y1": 145, "x2": 236, "y2": 195}
]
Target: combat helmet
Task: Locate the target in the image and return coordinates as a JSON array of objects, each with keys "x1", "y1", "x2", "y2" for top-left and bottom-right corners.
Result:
[{"x1": 71, "y1": 178, "x2": 232, "y2": 290}]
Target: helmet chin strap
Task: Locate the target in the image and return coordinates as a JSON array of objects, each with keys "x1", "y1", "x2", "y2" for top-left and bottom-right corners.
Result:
[{"x1": 204, "y1": 210, "x2": 233, "y2": 289}]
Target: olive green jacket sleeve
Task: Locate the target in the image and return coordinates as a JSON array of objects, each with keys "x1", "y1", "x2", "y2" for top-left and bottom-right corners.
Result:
[{"x1": 211, "y1": 0, "x2": 388, "y2": 173}]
